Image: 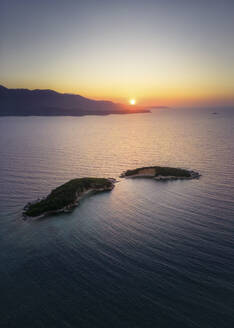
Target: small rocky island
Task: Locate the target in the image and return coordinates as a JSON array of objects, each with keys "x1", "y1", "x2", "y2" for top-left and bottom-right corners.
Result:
[
  {"x1": 120, "y1": 166, "x2": 200, "y2": 180},
  {"x1": 23, "y1": 177, "x2": 115, "y2": 218}
]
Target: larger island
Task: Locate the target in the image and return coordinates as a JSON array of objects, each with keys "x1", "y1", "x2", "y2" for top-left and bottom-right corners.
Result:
[{"x1": 23, "y1": 177, "x2": 115, "y2": 219}]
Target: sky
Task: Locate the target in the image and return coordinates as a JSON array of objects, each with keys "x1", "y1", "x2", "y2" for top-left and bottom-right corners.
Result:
[{"x1": 1, "y1": 0, "x2": 234, "y2": 107}]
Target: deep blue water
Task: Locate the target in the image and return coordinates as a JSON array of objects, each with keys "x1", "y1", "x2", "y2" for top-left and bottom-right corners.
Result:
[{"x1": 0, "y1": 109, "x2": 234, "y2": 327}]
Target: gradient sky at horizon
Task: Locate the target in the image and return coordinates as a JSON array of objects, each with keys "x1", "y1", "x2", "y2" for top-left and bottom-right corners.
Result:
[{"x1": 1, "y1": 0, "x2": 234, "y2": 107}]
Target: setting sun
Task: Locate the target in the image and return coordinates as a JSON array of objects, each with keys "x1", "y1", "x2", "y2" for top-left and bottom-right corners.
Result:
[{"x1": 129, "y1": 99, "x2": 136, "y2": 105}]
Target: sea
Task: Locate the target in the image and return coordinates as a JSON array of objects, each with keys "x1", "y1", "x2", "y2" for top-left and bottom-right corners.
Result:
[{"x1": 0, "y1": 108, "x2": 233, "y2": 328}]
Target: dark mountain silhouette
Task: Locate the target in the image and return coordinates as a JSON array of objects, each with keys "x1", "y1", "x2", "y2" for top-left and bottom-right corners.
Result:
[{"x1": 0, "y1": 85, "x2": 149, "y2": 116}]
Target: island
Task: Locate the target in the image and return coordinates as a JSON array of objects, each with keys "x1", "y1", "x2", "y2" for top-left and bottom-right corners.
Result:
[
  {"x1": 23, "y1": 177, "x2": 115, "y2": 219},
  {"x1": 23, "y1": 167, "x2": 200, "y2": 219},
  {"x1": 120, "y1": 166, "x2": 200, "y2": 180}
]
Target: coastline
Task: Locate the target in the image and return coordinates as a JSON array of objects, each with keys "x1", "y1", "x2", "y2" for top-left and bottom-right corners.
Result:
[{"x1": 0, "y1": 109, "x2": 151, "y2": 117}]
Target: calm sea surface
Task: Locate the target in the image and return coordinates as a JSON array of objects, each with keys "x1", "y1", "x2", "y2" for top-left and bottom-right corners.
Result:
[{"x1": 0, "y1": 109, "x2": 234, "y2": 328}]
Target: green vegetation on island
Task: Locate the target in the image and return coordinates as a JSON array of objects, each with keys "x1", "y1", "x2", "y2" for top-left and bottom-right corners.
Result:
[
  {"x1": 120, "y1": 166, "x2": 200, "y2": 180},
  {"x1": 23, "y1": 166, "x2": 200, "y2": 219},
  {"x1": 24, "y1": 177, "x2": 115, "y2": 218}
]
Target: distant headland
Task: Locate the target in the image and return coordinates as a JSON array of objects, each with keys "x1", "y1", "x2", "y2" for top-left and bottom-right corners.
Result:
[{"x1": 0, "y1": 85, "x2": 151, "y2": 116}]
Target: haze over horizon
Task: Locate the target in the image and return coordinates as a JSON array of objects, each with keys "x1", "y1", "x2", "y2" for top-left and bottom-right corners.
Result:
[{"x1": 1, "y1": 0, "x2": 234, "y2": 108}]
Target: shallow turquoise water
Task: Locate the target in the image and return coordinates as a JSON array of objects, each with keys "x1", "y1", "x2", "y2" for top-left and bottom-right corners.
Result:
[{"x1": 0, "y1": 109, "x2": 234, "y2": 327}]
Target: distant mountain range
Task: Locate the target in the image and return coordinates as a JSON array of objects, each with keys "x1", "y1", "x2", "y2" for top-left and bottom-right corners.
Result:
[{"x1": 0, "y1": 85, "x2": 150, "y2": 116}]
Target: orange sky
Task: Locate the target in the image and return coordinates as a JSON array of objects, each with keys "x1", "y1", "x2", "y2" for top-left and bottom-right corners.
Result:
[{"x1": 1, "y1": 0, "x2": 234, "y2": 108}]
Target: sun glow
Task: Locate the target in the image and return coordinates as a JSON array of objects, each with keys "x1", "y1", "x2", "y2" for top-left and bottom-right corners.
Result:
[{"x1": 129, "y1": 99, "x2": 136, "y2": 105}]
